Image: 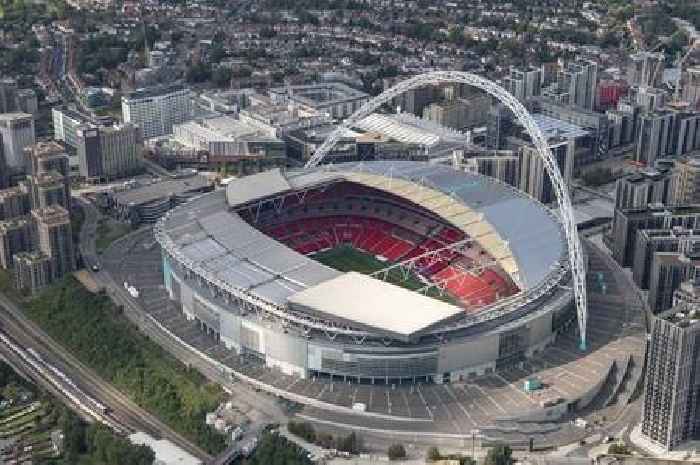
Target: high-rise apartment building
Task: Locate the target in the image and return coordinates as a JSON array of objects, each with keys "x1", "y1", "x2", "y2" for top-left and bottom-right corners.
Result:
[
  {"x1": 518, "y1": 138, "x2": 574, "y2": 204},
  {"x1": 610, "y1": 205, "x2": 700, "y2": 266},
  {"x1": 628, "y1": 51, "x2": 665, "y2": 88},
  {"x1": 648, "y1": 252, "x2": 699, "y2": 313},
  {"x1": 642, "y1": 300, "x2": 700, "y2": 450},
  {"x1": 0, "y1": 218, "x2": 32, "y2": 269},
  {"x1": 0, "y1": 184, "x2": 30, "y2": 221},
  {"x1": 25, "y1": 142, "x2": 71, "y2": 211},
  {"x1": 0, "y1": 113, "x2": 35, "y2": 173},
  {"x1": 31, "y1": 206, "x2": 75, "y2": 281},
  {"x1": 505, "y1": 66, "x2": 542, "y2": 103},
  {"x1": 673, "y1": 157, "x2": 700, "y2": 205},
  {"x1": 633, "y1": 228, "x2": 700, "y2": 290},
  {"x1": 615, "y1": 168, "x2": 675, "y2": 210},
  {"x1": 634, "y1": 111, "x2": 675, "y2": 166},
  {"x1": 557, "y1": 59, "x2": 598, "y2": 110},
  {"x1": 122, "y1": 84, "x2": 192, "y2": 138}
]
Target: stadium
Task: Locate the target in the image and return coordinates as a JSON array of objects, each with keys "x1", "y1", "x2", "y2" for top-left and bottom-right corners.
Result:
[{"x1": 155, "y1": 161, "x2": 576, "y2": 384}]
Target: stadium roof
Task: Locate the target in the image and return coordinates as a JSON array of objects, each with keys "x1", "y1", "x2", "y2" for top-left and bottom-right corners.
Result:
[
  {"x1": 226, "y1": 162, "x2": 565, "y2": 289},
  {"x1": 112, "y1": 175, "x2": 212, "y2": 206},
  {"x1": 161, "y1": 191, "x2": 341, "y2": 306},
  {"x1": 287, "y1": 272, "x2": 463, "y2": 341}
]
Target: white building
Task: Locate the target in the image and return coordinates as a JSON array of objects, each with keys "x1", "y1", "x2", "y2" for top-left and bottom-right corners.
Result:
[
  {"x1": 122, "y1": 84, "x2": 192, "y2": 139},
  {"x1": 172, "y1": 116, "x2": 284, "y2": 158},
  {"x1": 129, "y1": 432, "x2": 202, "y2": 465},
  {"x1": 0, "y1": 113, "x2": 35, "y2": 171}
]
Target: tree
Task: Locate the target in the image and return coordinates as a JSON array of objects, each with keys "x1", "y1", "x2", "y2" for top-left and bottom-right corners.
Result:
[
  {"x1": 484, "y1": 443, "x2": 513, "y2": 465},
  {"x1": 337, "y1": 432, "x2": 362, "y2": 454},
  {"x1": 608, "y1": 442, "x2": 631, "y2": 455},
  {"x1": 212, "y1": 66, "x2": 232, "y2": 88},
  {"x1": 388, "y1": 443, "x2": 407, "y2": 460},
  {"x1": 426, "y1": 446, "x2": 442, "y2": 462},
  {"x1": 186, "y1": 62, "x2": 212, "y2": 83}
]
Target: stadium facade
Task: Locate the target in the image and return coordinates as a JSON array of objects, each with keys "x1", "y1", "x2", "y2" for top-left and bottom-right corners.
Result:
[{"x1": 156, "y1": 161, "x2": 575, "y2": 384}]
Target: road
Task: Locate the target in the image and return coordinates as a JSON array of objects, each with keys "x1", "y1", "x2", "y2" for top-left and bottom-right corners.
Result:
[{"x1": 76, "y1": 196, "x2": 294, "y2": 463}]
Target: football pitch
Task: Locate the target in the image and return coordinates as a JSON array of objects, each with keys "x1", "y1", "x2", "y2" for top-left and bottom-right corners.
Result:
[{"x1": 312, "y1": 245, "x2": 455, "y2": 303}]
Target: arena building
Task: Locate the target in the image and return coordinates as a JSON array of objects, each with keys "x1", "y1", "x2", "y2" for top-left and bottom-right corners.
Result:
[{"x1": 155, "y1": 161, "x2": 574, "y2": 384}]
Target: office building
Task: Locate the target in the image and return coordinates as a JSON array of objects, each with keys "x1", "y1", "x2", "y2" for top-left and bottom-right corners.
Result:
[
  {"x1": 628, "y1": 51, "x2": 665, "y2": 88},
  {"x1": 52, "y1": 106, "x2": 93, "y2": 150},
  {"x1": 505, "y1": 66, "x2": 542, "y2": 102},
  {"x1": 641, "y1": 302, "x2": 700, "y2": 450},
  {"x1": 0, "y1": 113, "x2": 35, "y2": 172},
  {"x1": 615, "y1": 169, "x2": 675, "y2": 210},
  {"x1": 519, "y1": 137, "x2": 574, "y2": 204},
  {"x1": 632, "y1": 228, "x2": 700, "y2": 290},
  {"x1": 76, "y1": 123, "x2": 143, "y2": 181},
  {"x1": 634, "y1": 112, "x2": 675, "y2": 166},
  {"x1": 122, "y1": 84, "x2": 192, "y2": 139},
  {"x1": 673, "y1": 157, "x2": 700, "y2": 205},
  {"x1": 0, "y1": 218, "x2": 31, "y2": 269},
  {"x1": 610, "y1": 205, "x2": 700, "y2": 267},
  {"x1": 31, "y1": 206, "x2": 75, "y2": 281}
]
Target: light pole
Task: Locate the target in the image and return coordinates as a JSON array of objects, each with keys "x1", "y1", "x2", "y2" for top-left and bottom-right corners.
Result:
[{"x1": 471, "y1": 429, "x2": 480, "y2": 463}]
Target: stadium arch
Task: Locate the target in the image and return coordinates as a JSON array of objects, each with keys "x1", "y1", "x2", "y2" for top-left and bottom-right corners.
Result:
[{"x1": 304, "y1": 71, "x2": 589, "y2": 350}]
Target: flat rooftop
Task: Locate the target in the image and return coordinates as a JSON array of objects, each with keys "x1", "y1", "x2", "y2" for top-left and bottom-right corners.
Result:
[
  {"x1": 112, "y1": 175, "x2": 211, "y2": 206},
  {"x1": 288, "y1": 272, "x2": 463, "y2": 341}
]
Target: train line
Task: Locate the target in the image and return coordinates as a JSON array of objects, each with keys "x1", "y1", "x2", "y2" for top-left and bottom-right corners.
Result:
[{"x1": 0, "y1": 292, "x2": 212, "y2": 462}]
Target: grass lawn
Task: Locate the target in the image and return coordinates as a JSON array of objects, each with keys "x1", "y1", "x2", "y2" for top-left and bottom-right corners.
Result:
[
  {"x1": 311, "y1": 245, "x2": 455, "y2": 304},
  {"x1": 95, "y1": 217, "x2": 131, "y2": 253}
]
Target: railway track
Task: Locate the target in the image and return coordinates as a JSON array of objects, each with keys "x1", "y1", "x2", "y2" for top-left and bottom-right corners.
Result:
[{"x1": 0, "y1": 292, "x2": 212, "y2": 462}]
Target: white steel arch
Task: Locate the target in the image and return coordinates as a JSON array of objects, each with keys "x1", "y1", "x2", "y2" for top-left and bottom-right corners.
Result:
[{"x1": 305, "y1": 71, "x2": 588, "y2": 350}]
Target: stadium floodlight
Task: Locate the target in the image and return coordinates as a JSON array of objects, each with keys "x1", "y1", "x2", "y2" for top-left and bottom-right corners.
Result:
[{"x1": 304, "y1": 71, "x2": 588, "y2": 350}]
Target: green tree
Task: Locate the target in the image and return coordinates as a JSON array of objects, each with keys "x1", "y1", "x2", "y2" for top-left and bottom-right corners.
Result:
[
  {"x1": 485, "y1": 443, "x2": 513, "y2": 465},
  {"x1": 608, "y1": 443, "x2": 631, "y2": 455},
  {"x1": 212, "y1": 66, "x2": 232, "y2": 88},
  {"x1": 388, "y1": 443, "x2": 407, "y2": 460},
  {"x1": 426, "y1": 446, "x2": 442, "y2": 462}
]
